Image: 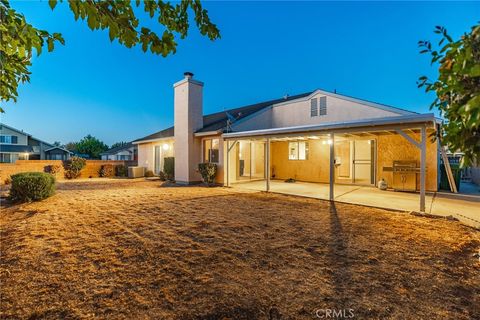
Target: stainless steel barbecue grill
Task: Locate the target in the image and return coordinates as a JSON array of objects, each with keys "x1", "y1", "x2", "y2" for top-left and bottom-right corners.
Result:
[{"x1": 392, "y1": 160, "x2": 418, "y2": 192}]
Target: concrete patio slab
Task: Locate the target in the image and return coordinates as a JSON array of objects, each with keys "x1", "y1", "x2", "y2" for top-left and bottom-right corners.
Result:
[{"x1": 232, "y1": 180, "x2": 480, "y2": 229}]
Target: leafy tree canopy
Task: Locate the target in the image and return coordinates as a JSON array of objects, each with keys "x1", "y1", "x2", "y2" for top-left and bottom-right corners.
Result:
[
  {"x1": 418, "y1": 24, "x2": 480, "y2": 166},
  {"x1": 110, "y1": 141, "x2": 128, "y2": 149},
  {"x1": 74, "y1": 134, "x2": 109, "y2": 159},
  {"x1": 53, "y1": 141, "x2": 62, "y2": 147},
  {"x1": 0, "y1": 0, "x2": 220, "y2": 112}
]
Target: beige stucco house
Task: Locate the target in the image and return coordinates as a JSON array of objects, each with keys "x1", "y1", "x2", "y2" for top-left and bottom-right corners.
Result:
[{"x1": 133, "y1": 73, "x2": 440, "y2": 211}]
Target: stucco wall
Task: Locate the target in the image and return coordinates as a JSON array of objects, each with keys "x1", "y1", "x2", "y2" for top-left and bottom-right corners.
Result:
[
  {"x1": 271, "y1": 93, "x2": 403, "y2": 128},
  {"x1": 271, "y1": 139, "x2": 331, "y2": 183},
  {"x1": 268, "y1": 133, "x2": 438, "y2": 191},
  {"x1": 136, "y1": 139, "x2": 174, "y2": 172},
  {"x1": 377, "y1": 133, "x2": 438, "y2": 192},
  {"x1": 174, "y1": 77, "x2": 203, "y2": 183}
]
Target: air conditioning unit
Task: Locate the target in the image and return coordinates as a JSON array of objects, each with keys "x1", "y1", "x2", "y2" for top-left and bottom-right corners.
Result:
[{"x1": 128, "y1": 166, "x2": 145, "y2": 178}]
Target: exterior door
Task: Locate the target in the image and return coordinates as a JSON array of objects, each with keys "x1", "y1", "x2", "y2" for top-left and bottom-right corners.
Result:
[{"x1": 353, "y1": 140, "x2": 375, "y2": 185}]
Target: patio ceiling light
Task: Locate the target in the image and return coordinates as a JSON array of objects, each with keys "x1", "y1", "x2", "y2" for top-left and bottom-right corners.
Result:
[
  {"x1": 322, "y1": 139, "x2": 333, "y2": 145},
  {"x1": 162, "y1": 144, "x2": 170, "y2": 151}
]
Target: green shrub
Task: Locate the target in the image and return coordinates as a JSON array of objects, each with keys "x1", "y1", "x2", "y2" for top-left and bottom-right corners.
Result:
[
  {"x1": 64, "y1": 157, "x2": 86, "y2": 179},
  {"x1": 45, "y1": 164, "x2": 61, "y2": 175},
  {"x1": 9, "y1": 172, "x2": 55, "y2": 202},
  {"x1": 158, "y1": 171, "x2": 166, "y2": 181},
  {"x1": 115, "y1": 164, "x2": 128, "y2": 177},
  {"x1": 99, "y1": 164, "x2": 114, "y2": 177},
  {"x1": 198, "y1": 163, "x2": 217, "y2": 186},
  {"x1": 145, "y1": 170, "x2": 155, "y2": 177},
  {"x1": 163, "y1": 157, "x2": 175, "y2": 180}
]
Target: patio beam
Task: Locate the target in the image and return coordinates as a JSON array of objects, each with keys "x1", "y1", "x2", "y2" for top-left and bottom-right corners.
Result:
[
  {"x1": 395, "y1": 129, "x2": 421, "y2": 149},
  {"x1": 329, "y1": 133, "x2": 334, "y2": 201}
]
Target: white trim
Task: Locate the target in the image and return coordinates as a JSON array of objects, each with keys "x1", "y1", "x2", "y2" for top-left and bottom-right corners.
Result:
[
  {"x1": 173, "y1": 78, "x2": 204, "y2": 88},
  {"x1": 44, "y1": 146, "x2": 73, "y2": 153},
  {"x1": 194, "y1": 130, "x2": 221, "y2": 137}
]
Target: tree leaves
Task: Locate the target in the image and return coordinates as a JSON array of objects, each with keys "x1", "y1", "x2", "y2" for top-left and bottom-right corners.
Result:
[
  {"x1": 0, "y1": 0, "x2": 220, "y2": 112},
  {"x1": 418, "y1": 24, "x2": 480, "y2": 166},
  {"x1": 0, "y1": 0, "x2": 64, "y2": 111}
]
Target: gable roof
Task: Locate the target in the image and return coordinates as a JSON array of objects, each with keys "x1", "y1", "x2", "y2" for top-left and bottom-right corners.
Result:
[
  {"x1": 100, "y1": 142, "x2": 135, "y2": 155},
  {"x1": 44, "y1": 146, "x2": 73, "y2": 154},
  {"x1": 133, "y1": 92, "x2": 313, "y2": 143},
  {"x1": 271, "y1": 89, "x2": 418, "y2": 116},
  {"x1": 133, "y1": 89, "x2": 419, "y2": 143}
]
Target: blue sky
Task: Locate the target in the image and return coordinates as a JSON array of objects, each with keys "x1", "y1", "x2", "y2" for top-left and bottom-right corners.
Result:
[{"x1": 1, "y1": 1, "x2": 478, "y2": 145}]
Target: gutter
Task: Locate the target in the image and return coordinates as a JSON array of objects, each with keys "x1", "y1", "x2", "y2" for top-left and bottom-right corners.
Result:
[
  {"x1": 132, "y1": 136, "x2": 174, "y2": 144},
  {"x1": 194, "y1": 130, "x2": 222, "y2": 137}
]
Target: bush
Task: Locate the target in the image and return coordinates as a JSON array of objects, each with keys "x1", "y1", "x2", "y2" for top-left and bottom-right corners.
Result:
[
  {"x1": 115, "y1": 164, "x2": 128, "y2": 177},
  {"x1": 9, "y1": 172, "x2": 55, "y2": 202},
  {"x1": 64, "y1": 157, "x2": 86, "y2": 179},
  {"x1": 99, "y1": 164, "x2": 114, "y2": 177},
  {"x1": 145, "y1": 170, "x2": 155, "y2": 177},
  {"x1": 45, "y1": 164, "x2": 61, "y2": 175},
  {"x1": 198, "y1": 163, "x2": 217, "y2": 186},
  {"x1": 163, "y1": 157, "x2": 175, "y2": 181},
  {"x1": 158, "y1": 171, "x2": 166, "y2": 181}
]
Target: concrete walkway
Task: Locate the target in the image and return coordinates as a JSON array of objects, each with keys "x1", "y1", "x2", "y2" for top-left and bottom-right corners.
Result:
[{"x1": 232, "y1": 180, "x2": 480, "y2": 229}]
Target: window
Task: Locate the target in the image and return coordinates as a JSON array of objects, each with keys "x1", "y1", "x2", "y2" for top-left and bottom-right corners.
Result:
[
  {"x1": 203, "y1": 138, "x2": 219, "y2": 163},
  {"x1": 0, "y1": 135, "x2": 18, "y2": 144},
  {"x1": 288, "y1": 141, "x2": 309, "y2": 160},
  {"x1": 310, "y1": 98, "x2": 318, "y2": 117},
  {"x1": 319, "y1": 96, "x2": 327, "y2": 115},
  {"x1": 0, "y1": 153, "x2": 11, "y2": 163}
]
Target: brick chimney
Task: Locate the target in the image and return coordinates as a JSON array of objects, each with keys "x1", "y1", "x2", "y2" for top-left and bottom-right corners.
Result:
[{"x1": 173, "y1": 72, "x2": 204, "y2": 184}]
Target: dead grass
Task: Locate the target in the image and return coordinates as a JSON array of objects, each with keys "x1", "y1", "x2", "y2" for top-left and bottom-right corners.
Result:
[{"x1": 0, "y1": 179, "x2": 479, "y2": 319}]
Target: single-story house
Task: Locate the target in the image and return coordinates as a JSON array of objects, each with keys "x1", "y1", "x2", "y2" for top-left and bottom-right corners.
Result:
[
  {"x1": 0, "y1": 123, "x2": 62, "y2": 162},
  {"x1": 45, "y1": 146, "x2": 73, "y2": 160},
  {"x1": 100, "y1": 143, "x2": 137, "y2": 161},
  {"x1": 133, "y1": 72, "x2": 441, "y2": 212}
]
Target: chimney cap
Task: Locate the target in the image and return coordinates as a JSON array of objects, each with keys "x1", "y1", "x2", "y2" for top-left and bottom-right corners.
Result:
[{"x1": 184, "y1": 71, "x2": 194, "y2": 79}]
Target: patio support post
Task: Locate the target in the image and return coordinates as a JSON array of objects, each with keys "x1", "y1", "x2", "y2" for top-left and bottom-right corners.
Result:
[
  {"x1": 226, "y1": 141, "x2": 230, "y2": 187},
  {"x1": 266, "y1": 138, "x2": 270, "y2": 192},
  {"x1": 420, "y1": 126, "x2": 426, "y2": 212},
  {"x1": 329, "y1": 133, "x2": 334, "y2": 201}
]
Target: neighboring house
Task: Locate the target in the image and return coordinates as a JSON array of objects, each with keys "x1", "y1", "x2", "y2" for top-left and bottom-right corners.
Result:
[
  {"x1": 0, "y1": 123, "x2": 67, "y2": 162},
  {"x1": 100, "y1": 143, "x2": 137, "y2": 161},
  {"x1": 134, "y1": 72, "x2": 440, "y2": 211},
  {"x1": 45, "y1": 146, "x2": 73, "y2": 160}
]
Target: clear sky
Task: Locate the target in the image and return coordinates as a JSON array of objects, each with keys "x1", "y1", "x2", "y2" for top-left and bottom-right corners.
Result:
[{"x1": 1, "y1": 1, "x2": 478, "y2": 145}]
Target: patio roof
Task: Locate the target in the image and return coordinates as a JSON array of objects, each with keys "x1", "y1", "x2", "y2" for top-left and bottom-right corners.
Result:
[{"x1": 222, "y1": 113, "x2": 439, "y2": 140}]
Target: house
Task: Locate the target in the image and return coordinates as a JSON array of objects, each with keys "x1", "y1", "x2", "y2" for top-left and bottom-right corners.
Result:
[
  {"x1": 100, "y1": 143, "x2": 137, "y2": 161},
  {"x1": 44, "y1": 146, "x2": 73, "y2": 160},
  {"x1": 133, "y1": 72, "x2": 440, "y2": 212},
  {"x1": 0, "y1": 123, "x2": 71, "y2": 162}
]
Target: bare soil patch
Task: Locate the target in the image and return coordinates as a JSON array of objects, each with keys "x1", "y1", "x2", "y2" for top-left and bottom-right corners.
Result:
[{"x1": 1, "y1": 179, "x2": 479, "y2": 319}]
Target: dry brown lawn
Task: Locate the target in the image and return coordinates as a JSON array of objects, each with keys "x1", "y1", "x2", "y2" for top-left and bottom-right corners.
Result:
[{"x1": 0, "y1": 179, "x2": 479, "y2": 319}]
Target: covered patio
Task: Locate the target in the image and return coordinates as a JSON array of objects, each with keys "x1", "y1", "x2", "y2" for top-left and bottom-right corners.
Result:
[
  {"x1": 231, "y1": 179, "x2": 480, "y2": 228},
  {"x1": 224, "y1": 114, "x2": 441, "y2": 213}
]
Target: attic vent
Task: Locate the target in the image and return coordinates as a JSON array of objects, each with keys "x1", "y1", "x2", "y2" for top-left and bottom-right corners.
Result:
[
  {"x1": 310, "y1": 98, "x2": 318, "y2": 117},
  {"x1": 319, "y1": 96, "x2": 327, "y2": 115}
]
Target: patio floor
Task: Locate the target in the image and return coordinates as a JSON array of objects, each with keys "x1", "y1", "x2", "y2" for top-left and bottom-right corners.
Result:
[{"x1": 232, "y1": 180, "x2": 480, "y2": 229}]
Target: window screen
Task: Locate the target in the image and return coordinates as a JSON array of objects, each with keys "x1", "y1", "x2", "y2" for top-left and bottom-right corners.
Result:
[
  {"x1": 310, "y1": 98, "x2": 318, "y2": 117},
  {"x1": 319, "y1": 96, "x2": 327, "y2": 115}
]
